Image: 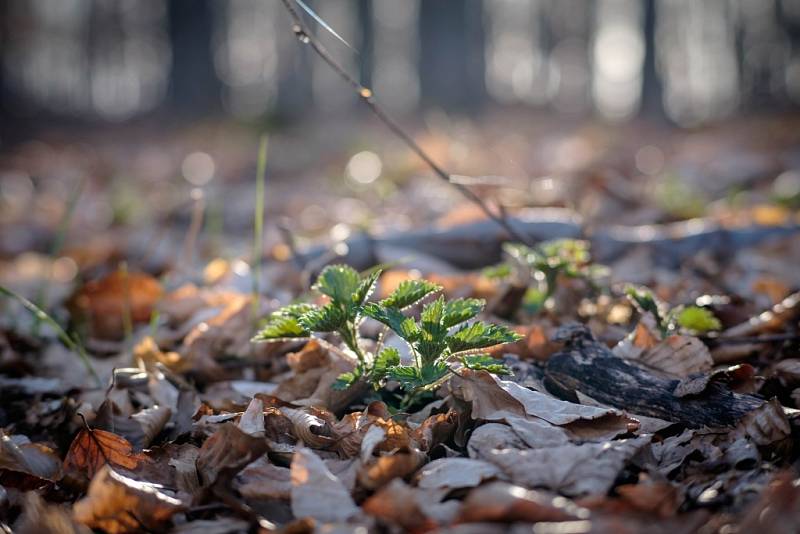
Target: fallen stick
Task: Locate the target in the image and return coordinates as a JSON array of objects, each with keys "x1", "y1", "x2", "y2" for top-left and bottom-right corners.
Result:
[
  {"x1": 543, "y1": 324, "x2": 765, "y2": 428},
  {"x1": 298, "y1": 208, "x2": 800, "y2": 271}
]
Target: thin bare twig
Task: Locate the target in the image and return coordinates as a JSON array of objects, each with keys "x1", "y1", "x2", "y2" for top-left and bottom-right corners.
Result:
[{"x1": 278, "y1": 0, "x2": 533, "y2": 247}]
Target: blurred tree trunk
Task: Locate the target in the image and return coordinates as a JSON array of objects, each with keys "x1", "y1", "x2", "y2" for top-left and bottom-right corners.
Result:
[
  {"x1": 419, "y1": 0, "x2": 486, "y2": 112},
  {"x1": 166, "y1": 0, "x2": 221, "y2": 115},
  {"x1": 640, "y1": 0, "x2": 664, "y2": 119}
]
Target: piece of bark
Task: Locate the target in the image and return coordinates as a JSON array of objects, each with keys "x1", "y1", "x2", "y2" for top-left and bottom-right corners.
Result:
[{"x1": 544, "y1": 325, "x2": 764, "y2": 428}]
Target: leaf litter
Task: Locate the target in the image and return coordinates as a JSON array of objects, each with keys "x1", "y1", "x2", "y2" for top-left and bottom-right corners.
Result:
[{"x1": 2, "y1": 72, "x2": 800, "y2": 534}]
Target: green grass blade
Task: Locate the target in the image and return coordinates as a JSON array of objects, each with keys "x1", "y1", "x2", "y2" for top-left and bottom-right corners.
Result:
[
  {"x1": 0, "y1": 284, "x2": 102, "y2": 387},
  {"x1": 252, "y1": 134, "x2": 269, "y2": 323}
]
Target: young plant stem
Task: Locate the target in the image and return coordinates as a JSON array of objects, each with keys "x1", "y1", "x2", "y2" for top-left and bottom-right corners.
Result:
[
  {"x1": 252, "y1": 135, "x2": 269, "y2": 322},
  {"x1": 277, "y1": 0, "x2": 533, "y2": 248},
  {"x1": 33, "y1": 177, "x2": 84, "y2": 335},
  {"x1": 0, "y1": 285, "x2": 102, "y2": 387}
]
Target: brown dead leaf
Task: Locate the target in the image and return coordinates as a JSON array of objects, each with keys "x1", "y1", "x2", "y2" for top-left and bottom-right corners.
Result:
[
  {"x1": 362, "y1": 478, "x2": 439, "y2": 532},
  {"x1": 458, "y1": 481, "x2": 589, "y2": 523},
  {"x1": 452, "y1": 369, "x2": 635, "y2": 433},
  {"x1": 133, "y1": 336, "x2": 188, "y2": 373},
  {"x1": 733, "y1": 398, "x2": 790, "y2": 446},
  {"x1": 290, "y1": 447, "x2": 359, "y2": 523},
  {"x1": 73, "y1": 464, "x2": 185, "y2": 533},
  {"x1": 67, "y1": 271, "x2": 163, "y2": 340},
  {"x1": 411, "y1": 411, "x2": 457, "y2": 452},
  {"x1": 235, "y1": 455, "x2": 292, "y2": 500},
  {"x1": 95, "y1": 401, "x2": 171, "y2": 449},
  {"x1": 482, "y1": 436, "x2": 650, "y2": 497},
  {"x1": 357, "y1": 448, "x2": 427, "y2": 490},
  {"x1": 196, "y1": 422, "x2": 270, "y2": 487},
  {"x1": 637, "y1": 335, "x2": 714, "y2": 377},
  {"x1": 287, "y1": 339, "x2": 330, "y2": 373},
  {"x1": 0, "y1": 431, "x2": 62, "y2": 489},
  {"x1": 16, "y1": 492, "x2": 90, "y2": 534},
  {"x1": 614, "y1": 479, "x2": 681, "y2": 518},
  {"x1": 63, "y1": 428, "x2": 148, "y2": 485},
  {"x1": 415, "y1": 458, "x2": 503, "y2": 491},
  {"x1": 738, "y1": 471, "x2": 800, "y2": 534}
]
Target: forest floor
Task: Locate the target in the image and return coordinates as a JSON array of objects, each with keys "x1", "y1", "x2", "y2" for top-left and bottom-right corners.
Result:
[{"x1": 1, "y1": 111, "x2": 800, "y2": 533}]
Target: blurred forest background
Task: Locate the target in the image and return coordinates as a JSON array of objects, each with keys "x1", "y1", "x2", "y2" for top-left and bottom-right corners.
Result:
[{"x1": 2, "y1": 0, "x2": 800, "y2": 136}]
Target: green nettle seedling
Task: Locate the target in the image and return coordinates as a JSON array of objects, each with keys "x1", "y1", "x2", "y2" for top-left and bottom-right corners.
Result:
[
  {"x1": 253, "y1": 265, "x2": 521, "y2": 409},
  {"x1": 499, "y1": 239, "x2": 609, "y2": 312},
  {"x1": 625, "y1": 285, "x2": 722, "y2": 335}
]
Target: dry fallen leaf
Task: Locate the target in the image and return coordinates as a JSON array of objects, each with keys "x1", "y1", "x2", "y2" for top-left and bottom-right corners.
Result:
[
  {"x1": 481, "y1": 436, "x2": 651, "y2": 496},
  {"x1": 235, "y1": 455, "x2": 293, "y2": 500},
  {"x1": 457, "y1": 481, "x2": 590, "y2": 523},
  {"x1": 62, "y1": 427, "x2": 148, "y2": 485},
  {"x1": 415, "y1": 457, "x2": 503, "y2": 490},
  {"x1": 290, "y1": 447, "x2": 359, "y2": 523},
  {"x1": 196, "y1": 422, "x2": 270, "y2": 487},
  {"x1": 73, "y1": 464, "x2": 185, "y2": 533},
  {"x1": 0, "y1": 431, "x2": 62, "y2": 489},
  {"x1": 67, "y1": 271, "x2": 163, "y2": 340},
  {"x1": 362, "y1": 478, "x2": 441, "y2": 531},
  {"x1": 95, "y1": 401, "x2": 171, "y2": 449},
  {"x1": 16, "y1": 492, "x2": 90, "y2": 534}
]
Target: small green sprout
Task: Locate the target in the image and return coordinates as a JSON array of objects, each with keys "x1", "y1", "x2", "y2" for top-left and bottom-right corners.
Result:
[
  {"x1": 502, "y1": 239, "x2": 609, "y2": 313},
  {"x1": 625, "y1": 285, "x2": 722, "y2": 335}
]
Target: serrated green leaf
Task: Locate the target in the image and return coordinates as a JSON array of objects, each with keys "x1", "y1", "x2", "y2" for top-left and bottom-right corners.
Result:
[
  {"x1": 447, "y1": 321, "x2": 521, "y2": 353},
  {"x1": 298, "y1": 303, "x2": 346, "y2": 332},
  {"x1": 362, "y1": 303, "x2": 419, "y2": 341},
  {"x1": 380, "y1": 279, "x2": 441, "y2": 309},
  {"x1": 274, "y1": 302, "x2": 317, "y2": 319},
  {"x1": 442, "y1": 298, "x2": 485, "y2": 328},
  {"x1": 253, "y1": 315, "x2": 310, "y2": 341},
  {"x1": 387, "y1": 365, "x2": 422, "y2": 388},
  {"x1": 676, "y1": 306, "x2": 721, "y2": 333},
  {"x1": 372, "y1": 347, "x2": 400, "y2": 380},
  {"x1": 332, "y1": 372, "x2": 357, "y2": 390},
  {"x1": 419, "y1": 361, "x2": 448, "y2": 384},
  {"x1": 461, "y1": 354, "x2": 511, "y2": 375},
  {"x1": 420, "y1": 296, "x2": 446, "y2": 339},
  {"x1": 353, "y1": 269, "x2": 381, "y2": 307},
  {"x1": 314, "y1": 264, "x2": 361, "y2": 303}
]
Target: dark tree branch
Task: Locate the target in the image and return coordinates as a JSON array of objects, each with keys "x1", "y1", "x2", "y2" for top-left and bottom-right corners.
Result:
[{"x1": 277, "y1": 0, "x2": 533, "y2": 247}]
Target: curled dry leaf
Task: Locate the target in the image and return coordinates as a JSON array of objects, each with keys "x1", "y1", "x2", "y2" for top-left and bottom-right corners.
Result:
[
  {"x1": 0, "y1": 431, "x2": 62, "y2": 489},
  {"x1": 290, "y1": 447, "x2": 359, "y2": 523},
  {"x1": 458, "y1": 481, "x2": 590, "y2": 524},
  {"x1": 63, "y1": 428, "x2": 148, "y2": 485},
  {"x1": 167, "y1": 443, "x2": 201, "y2": 497},
  {"x1": 73, "y1": 464, "x2": 185, "y2": 534},
  {"x1": 67, "y1": 271, "x2": 163, "y2": 340},
  {"x1": 281, "y1": 407, "x2": 335, "y2": 449},
  {"x1": 196, "y1": 422, "x2": 270, "y2": 487}
]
